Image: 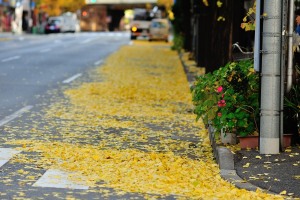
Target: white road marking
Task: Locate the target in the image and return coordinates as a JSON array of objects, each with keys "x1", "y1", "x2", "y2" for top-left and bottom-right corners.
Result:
[
  {"x1": 62, "y1": 73, "x2": 82, "y2": 84},
  {"x1": 0, "y1": 148, "x2": 21, "y2": 167},
  {"x1": 1, "y1": 56, "x2": 21, "y2": 62},
  {"x1": 33, "y1": 169, "x2": 89, "y2": 190},
  {"x1": 0, "y1": 105, "x2": 33, "y2": 126},
  {"x1": 94, "y1": 59, "x2": 103, "y2": 66},
  {"x1": 40, "y1": 48, "x2": 51, "y2": 53},
  {"x1": 80, "y1": 38, "x2": 93, "y2": 44}
]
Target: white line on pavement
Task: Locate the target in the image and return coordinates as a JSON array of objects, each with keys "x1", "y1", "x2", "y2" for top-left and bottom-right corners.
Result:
[
  {"x1": 62, "y1": 73, "x2": 82, "y2": 84},
  {"x1": 1, "y1": 56, "x2": 21, "y2": 62},
  {"x1": 0, "y1": 148, "x2": 21, "y2": 168},
  {"x1": 94, "y1": 59, "x2": 103, "y2": 66},
  {"x1": 0, "y1": 105, "x2": 33, "y2": 127},
  {"x1": 40, "y1": 48, "x2": 51, "y2": 53},
  {"x1": 33, "y1": 169, "x2": 89, "y2": 190}
]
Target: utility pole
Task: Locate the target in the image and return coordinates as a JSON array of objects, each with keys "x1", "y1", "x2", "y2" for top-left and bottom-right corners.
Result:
[{"x1": 259, "y1": 0, "x2": 282, "y2": 154}]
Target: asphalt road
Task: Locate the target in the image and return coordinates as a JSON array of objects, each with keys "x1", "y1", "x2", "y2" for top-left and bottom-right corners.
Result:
[
  {"x1": 0, "y1": 32, "x2": 184, "y2": 200},
  {"x1": 0, "y1": 32, "x2": 149, "y2": 199},
  {"x1": 0, "y1": 32, "x2": 130, "y2": 119}
]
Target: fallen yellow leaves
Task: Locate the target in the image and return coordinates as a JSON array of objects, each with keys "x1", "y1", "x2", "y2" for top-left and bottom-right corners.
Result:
[
  {"x1": 18, "y1": 141, "x2": 282, "y2": 199},
  {"x1": 6, "y1": 41, "x2": 284, "y2": 199}
]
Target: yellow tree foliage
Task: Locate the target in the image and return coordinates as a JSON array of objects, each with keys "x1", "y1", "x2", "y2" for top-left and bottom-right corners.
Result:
[
  {"x1": 157, "y1": 0, "x2": 173, "y2": 11},
  {"x1": 157, "y1": 0, "x2": 174, "y2": 19},
  {"x1": 37, "y1": 0, "x2": 85, "y2": 16}
]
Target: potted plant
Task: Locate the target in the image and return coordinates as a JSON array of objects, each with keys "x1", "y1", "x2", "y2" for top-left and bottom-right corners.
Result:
[{"x1": 192, "y1": 59, "x2": 260, "y2": 144}]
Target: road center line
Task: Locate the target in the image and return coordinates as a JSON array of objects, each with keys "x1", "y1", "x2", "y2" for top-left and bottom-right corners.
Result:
[
  {"x1": 1, "y1": 56, "x2": 21, "y2": 62},
  {"x1": 94, "y1": 59, "x2": 103, "y2": 66},
  {"x1": 0, "y1": 105, "x2": 33, "y2": 127},
  {"x1": 62, "y1": 73, "x2": 82, "y2": 84},
  {"x1": 40, "y1": 48, "x2": 51, "y2": 53}
]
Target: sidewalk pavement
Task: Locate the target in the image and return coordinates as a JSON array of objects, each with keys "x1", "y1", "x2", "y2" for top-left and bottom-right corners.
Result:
[{"x1": 181, "y1": 52, "x2": 300, "y2": 199}]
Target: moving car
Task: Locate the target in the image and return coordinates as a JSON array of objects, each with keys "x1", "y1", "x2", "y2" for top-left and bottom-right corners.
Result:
[{"x1": 148, "y1": 18, "x2": 169, "y2": 42}]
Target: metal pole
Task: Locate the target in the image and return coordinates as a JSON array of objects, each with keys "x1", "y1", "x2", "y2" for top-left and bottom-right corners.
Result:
[
  {"x1": 287, "y1": 0, "x2": 295, "y2": 93},
  {"x1": 260, "y1": 0, "x2": 282, "y2": 154},
  {"x1": 254, "y1": 0, "x2": 262, "y2": 72},
  {"x1": 280, "y1": 0, "x2": 289, "y2": 151}
]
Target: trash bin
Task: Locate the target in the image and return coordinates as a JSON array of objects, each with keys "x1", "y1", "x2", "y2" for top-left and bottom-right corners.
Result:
[{"x1": 32, "y1": 26, "x2": 37, "y2": 34}]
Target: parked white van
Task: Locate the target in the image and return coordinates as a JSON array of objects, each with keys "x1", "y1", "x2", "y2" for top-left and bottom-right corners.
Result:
[{"x1": 61, "y1": 12, "x2": 80, "y2": 33}]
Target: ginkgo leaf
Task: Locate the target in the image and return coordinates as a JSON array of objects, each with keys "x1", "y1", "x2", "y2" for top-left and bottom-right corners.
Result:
[
  {"x1": 216, "y1": 0, "x2": 222, "y2": 7},
  {"x1": 279, "y1": 190, "x2": 287, "y2": 195},
  {"x1": 243, "y1": 163, "x2": 250, "y2": 168},
  {"x1": 294, "y1": 175, "x2": 300, "y2": 179}
]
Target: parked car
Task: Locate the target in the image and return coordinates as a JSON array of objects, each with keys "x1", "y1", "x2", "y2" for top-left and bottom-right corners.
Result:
[
  {"x1": 148, "y1": 18, "x2": 169, "y2": 42},
  {"x1": 45, "y1": 12, "x2": 79, "y2": 34},
  {"x1": 45, "y1": 17, "x2": 62, "y2": 33}
]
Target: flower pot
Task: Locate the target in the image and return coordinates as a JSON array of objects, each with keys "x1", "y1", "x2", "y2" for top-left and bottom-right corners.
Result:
[
  {"x1": 220, "y1": 129, "x2": 237, "y2": 145},
  {"x1": 238, "y1": 134, "x2": 293, "y2": 149},
  {"x1": 283, "y1": 134, "x2": 293, "y2": 148},
  {"x1": 238, "y1": 135, "x2": 258, "y2": 149}
]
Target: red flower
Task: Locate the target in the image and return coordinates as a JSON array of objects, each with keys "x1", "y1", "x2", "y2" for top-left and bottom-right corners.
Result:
[
  {"x1": 217, "y1": 86, "x2": 223, "y2": 93},
  {"x1": 218, "y1": 112, "x2": 222, "y2": 117},
  {"x1": 218, "y1": 99, "x2": 226, "y2": 107}
]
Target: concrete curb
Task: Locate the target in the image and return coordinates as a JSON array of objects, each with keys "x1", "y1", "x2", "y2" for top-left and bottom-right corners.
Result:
[
  {"x1": 207, "y1": 126, "x2": 261, "y2": 191},
  {"x1": 212, "y1": 132, "x2": 278, "y2": 195},
  {"x1": 216, "y1": 146, "x2": 260, "y2": 192}
]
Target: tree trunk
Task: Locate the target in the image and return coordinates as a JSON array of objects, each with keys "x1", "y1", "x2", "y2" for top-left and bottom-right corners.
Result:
[
  {"x1": 193, "y1": 0, "x2": 245, "y2": 73},
  {"x1": 208, "y1": 0, "x2": 245, "y2": 72}
]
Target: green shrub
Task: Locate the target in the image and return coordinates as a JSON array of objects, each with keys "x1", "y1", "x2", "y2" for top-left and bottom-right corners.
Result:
[
  {"x1": 171, "y1": 33, "x2": 184, "y2": 52},
  {"x1": 191, "y1": 59, "x2": 259, "y2": 137}
]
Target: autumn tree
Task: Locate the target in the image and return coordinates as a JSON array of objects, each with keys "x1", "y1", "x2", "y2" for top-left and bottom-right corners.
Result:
[
  {"x1": 157, "y1": 0, "x2": 174, "y2": 19},
  {"x1": 37, "y1": 0, "x2": 85, "y2": 16}
]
